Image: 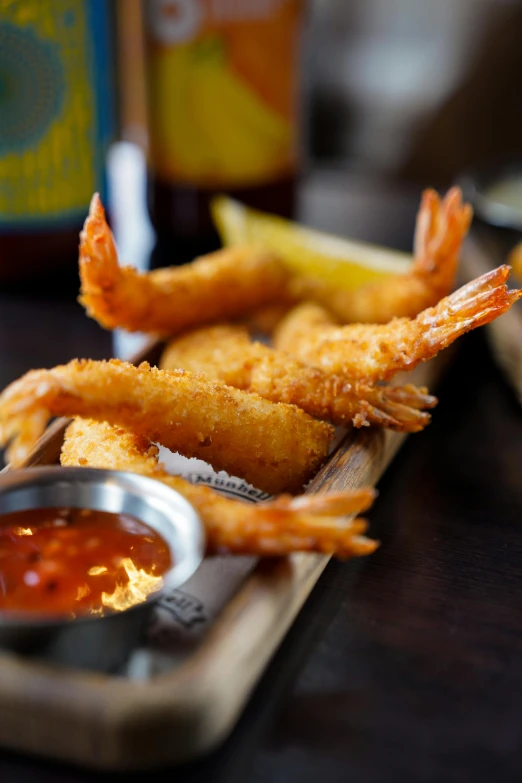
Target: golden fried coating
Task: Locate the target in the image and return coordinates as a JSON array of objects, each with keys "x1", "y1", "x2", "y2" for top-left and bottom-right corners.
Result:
[
  {"x1": 274, "y1": 265, "x2": 522, "y2": 381},
  {"x1": 290, "y1": 187, "x2": 472, "y2": 323},
  {"x1": 79, "y1": 194, "x2": 291, "y2": 335},
  {"x1": 0, "y1": 359, "x2": 333, "y2": 494},
  {"x1": 160, "y1": 324, "x2": 437, "y2": 432},
  {"x1": 61, "y1": 419, "x2": 378, "y2": 558},
  {"x1": 78, "y1": 188, "x2": 471, "y2": 337}
]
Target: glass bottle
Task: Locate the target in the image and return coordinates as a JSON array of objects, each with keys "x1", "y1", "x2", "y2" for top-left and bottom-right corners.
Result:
[
  {"x1": 143, "y1": 0, "x2": 305, "y2": 264},
  {"x1": 0, "y1": 0, "x2": 115, "y2": 288}
]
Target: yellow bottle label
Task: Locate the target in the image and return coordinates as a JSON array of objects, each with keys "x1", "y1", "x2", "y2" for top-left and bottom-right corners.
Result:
[
  {"x1": 0, "y1": 0, "x2": 114, "y2": 228},
  {"x1": 145, "y1": 0, "x2": 303, "y2": 188}
]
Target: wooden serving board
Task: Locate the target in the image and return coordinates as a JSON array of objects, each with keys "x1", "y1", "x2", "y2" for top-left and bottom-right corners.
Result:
[
  {"x1": 0, "y1": 343, "x2": 445, "y2": 771},
  {"x1": 461, "y1": 232, "x2": 522, "y2": 404}
]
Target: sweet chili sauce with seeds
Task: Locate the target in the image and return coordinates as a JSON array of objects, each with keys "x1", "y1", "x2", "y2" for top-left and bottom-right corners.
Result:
[{"x1": 0, "y1": 507, "x2": 172, "y2": 616}]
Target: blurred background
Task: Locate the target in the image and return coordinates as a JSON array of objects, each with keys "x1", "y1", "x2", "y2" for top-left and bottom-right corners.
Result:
[
  {"x1": 115, "y1": 0, "x2": 522, "y2": 263},
  {"x1": 2, "y1": 0, "x2": 522, "y2": 284},
  {"x1": 116, "y1": 0, "x2": 522, "y2": 181},
  {"x1": 308, "y1": 0, "x2": 522, "y2": 182}
]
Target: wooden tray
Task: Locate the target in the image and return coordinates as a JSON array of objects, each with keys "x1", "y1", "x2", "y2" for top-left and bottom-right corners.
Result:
[
  {"x1": 0, "y1": 343, "x2": 444, "y2": 771},
  {"x1": 461, "y1": 232, "x2": 522, "y2": 403}
]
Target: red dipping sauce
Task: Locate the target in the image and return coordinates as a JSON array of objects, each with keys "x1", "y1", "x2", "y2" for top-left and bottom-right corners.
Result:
[{"x1": 0, "y1": 507, "x2": 172, "y2": 617}]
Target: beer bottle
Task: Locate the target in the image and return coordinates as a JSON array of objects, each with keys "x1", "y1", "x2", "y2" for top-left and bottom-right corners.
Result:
[
  {"x1": 143, "y1": 0, "x2": 305, "y2": 264},
  {"x1": 0, "y1": 0, "x2": 115, "y2": 288}
]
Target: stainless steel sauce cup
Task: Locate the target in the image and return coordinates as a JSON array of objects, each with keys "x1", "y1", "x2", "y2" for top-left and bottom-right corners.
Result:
[{"x1": 0, "y1": 467, "x2": 205, "y2": 672}]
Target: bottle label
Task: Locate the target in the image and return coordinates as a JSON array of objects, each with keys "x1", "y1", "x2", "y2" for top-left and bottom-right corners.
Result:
[
  {"x1": 145, "y1": 0, "x2": 303, "y2": 189},
  {"x1": 0, "y1": 0, "x2": 114, "y2": 230}
]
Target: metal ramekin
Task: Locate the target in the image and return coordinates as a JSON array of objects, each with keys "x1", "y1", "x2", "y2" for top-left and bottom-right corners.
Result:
[{"x1": 0, "y1": 467, "x2": 205, "y2": 672}]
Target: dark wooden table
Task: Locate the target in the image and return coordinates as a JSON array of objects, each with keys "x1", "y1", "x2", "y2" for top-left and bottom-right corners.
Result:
[{"x1": 1, "y1": 172, "x2": 522, "y2": 782}]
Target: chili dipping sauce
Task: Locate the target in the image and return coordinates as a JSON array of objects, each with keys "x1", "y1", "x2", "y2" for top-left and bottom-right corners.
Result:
[{"x1": 0, "y1": 507, "x2": 172, "y2": 616}]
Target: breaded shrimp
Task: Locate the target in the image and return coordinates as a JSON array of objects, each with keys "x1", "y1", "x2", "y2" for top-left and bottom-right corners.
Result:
[
  {"x1": 79, "y1": 194, "x2": 291, "y2": 335},
  {"x1": 61, "y1": 419, "x2": 378, "y2": 558},
  {"x1": 291, "y1": 187, "x2": 473, "y2": 323},
  {"x1": 0, "y1": 359, "x2": 333, "y2": 494},
  {"x1": 160, "y1": 324, "x2": 437, "y2": 432},
  {"x1": 274, "y1": 265, "x2": 522, "y2": 382},
  {"x1": 79, "y1": 188, "x2": 471, "y2": 337}
]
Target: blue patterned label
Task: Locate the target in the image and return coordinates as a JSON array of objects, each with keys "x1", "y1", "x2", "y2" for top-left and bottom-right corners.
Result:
[{"x1": 0, "y1": 0, "x2": 115, "y2": 229}]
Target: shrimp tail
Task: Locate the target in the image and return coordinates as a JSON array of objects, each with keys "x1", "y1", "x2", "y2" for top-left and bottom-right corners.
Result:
[
  {"x1": 418, "y1": 265, "x2": 522, "y2": 353},
  {"x1": 78, "y1": 193, "x2": 122, "y2": 323},
  {"x1": 412, "y1": 186, "x2": 473, "y2": 291},
  {"x1": 272, "y1": 488, "x2": 376, "y2": 516},
  {"x1": 384, "y1": 384, "x2": 438, "y2": 410},
  {"x1": 350, "y1": 382, "x2": 436, "y2": 432}
]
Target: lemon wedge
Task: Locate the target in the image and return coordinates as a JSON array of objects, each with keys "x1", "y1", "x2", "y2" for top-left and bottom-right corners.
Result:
[{"x1": 212, "y1": 196, "x2": 413, "y2": 290}]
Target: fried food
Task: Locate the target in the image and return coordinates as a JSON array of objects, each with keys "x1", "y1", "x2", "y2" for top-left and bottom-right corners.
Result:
[
  {"x1": 274, "y1": 265, "x2": 522, "y2": 382},
  {"x1": 245, "y1": 303, "x2": 293, "y2": 334},
  {"x1": 0, "y1": 359, "x2": 333, "y2": 494},
  {"x1": 79, "y1": 194, "x2": 291, "y2": 335},
  {"x1": 160, "y1": 324, "x2": 437, "y2": 432},
  {"x1": 61, "y1": 419, "x2": 378, "y2": 558},
  {"x1": 290, "y1": 187, "x2": 473, "y2": 323},
  {"x1": 79, "y1": 188, "x2": 471, "y2": 338}
]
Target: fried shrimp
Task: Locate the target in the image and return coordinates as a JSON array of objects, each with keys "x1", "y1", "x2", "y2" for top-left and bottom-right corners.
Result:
[
  {"x1": 0, "y1": 359, "x2": 333, "y2": 494},
  {"x1": 291, "y1": 187, "x2": 473, "y2": 323},
  {"x1": 79, "y1": 188, "x2": 471, "y2": 336},
  {"x1": 61, "y1": 419, "x2": 378, "y2": 558},
  {"x1": 274, "y1": 265, "x2": 522, "y2": 382},
  {"x1": 79, "y1": 194, "x2": 291, "y2": 335},
  {"x1": 160, "y1": 324, "x2": 437, "y2": 432}
]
